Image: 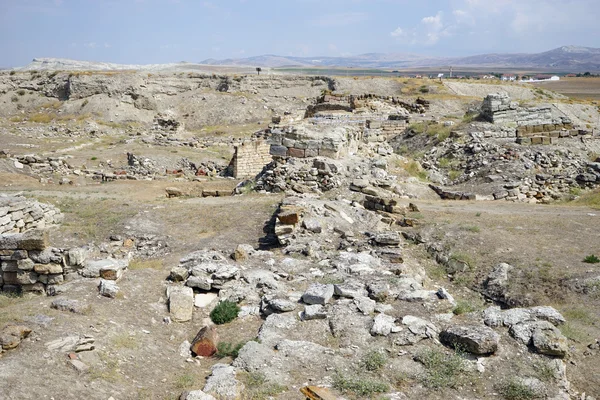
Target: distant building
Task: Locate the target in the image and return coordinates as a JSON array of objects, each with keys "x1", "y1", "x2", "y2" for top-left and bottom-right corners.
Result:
[{"x1": 501, "y1": 74, "x2": 516, "y2": 81}]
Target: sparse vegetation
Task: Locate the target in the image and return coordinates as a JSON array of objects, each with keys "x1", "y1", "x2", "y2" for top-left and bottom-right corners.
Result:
[
  {"x1": 240, "y1": 372, "x2": 287, "y2": 400},
  {"x1": 362, "y1": 349, "x2": 386, "y2": 372},
  {"x1": 583, "y1": 254, "x2": 600, "y2": 264},
  {"x1": 417, "y1": 347, "x2": 468, "y2": 389},
  {"x1": 209, "y1": 300, "x2": 240, "y2": 325},
  {"x1": 453, "y1": 300, "x2": 477, "y2": 315},
  {"x1": 496, "y1": 378, "x2": 538, "y2": 400},
  {"x1": 216, "y1": 341, "x2": 246, "y2": 359},
  {"x1": 333, "y1": 372, "x2": 390, "y2": 397},
  {"x1": 128, "y1": 258, "x2": 163, "y2": 270},
  {"x1": 17, "y1": 89, "x2": 26, "y2": 96}
]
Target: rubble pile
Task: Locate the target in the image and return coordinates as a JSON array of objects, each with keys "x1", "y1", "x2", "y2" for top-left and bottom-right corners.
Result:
[{"x1": 254, "y1": 157, "x2": 344, "y2": 194}]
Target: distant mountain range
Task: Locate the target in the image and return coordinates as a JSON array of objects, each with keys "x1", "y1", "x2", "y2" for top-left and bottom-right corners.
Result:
[
  {"x1": 201, "y1": 46, "x2": 600, "y2": 71},
  {"x1": 15, "y1": 46, "x2": 600, "y2": 72}
]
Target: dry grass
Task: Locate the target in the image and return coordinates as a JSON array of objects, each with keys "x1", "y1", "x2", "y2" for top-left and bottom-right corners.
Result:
[
  {"x1": 128, "y1": 259, "x2": 163, "y2": 270},
  {"x1": 569, "y1": 189, "x2": 600, "y2": 209},
  {"x1": 27, "y1": 112, "x2": 91, "y2": 124}
]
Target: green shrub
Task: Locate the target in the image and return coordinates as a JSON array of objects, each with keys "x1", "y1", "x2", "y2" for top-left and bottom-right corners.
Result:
[
  {"x1": 419, "y1": 85, "x2": 429, "y2": 93},
  {"x1": 583, "y1": 254, "x2": 600, "y2": 264},
  {"x1": 362, "y1": 350, "x2": 386, "y2": 371},
  {"x1": 9, "y1": 70, "x2": 16, "y2": 75},
  {"x1": 216, "y1": 341, "x2": 246, "y2": 359},
  {"x1": 210, "y1": 300, "x2": 240, "y2": 325}
]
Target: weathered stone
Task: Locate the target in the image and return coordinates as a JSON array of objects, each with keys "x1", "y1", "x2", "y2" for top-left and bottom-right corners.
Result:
[
  {"x1": 203, "y1": 363, "x2": 244, "y2": 398},
  {"x1": 482, "y1": 263, "x2": 511, "y2": 303},
  {"x1": 233, "y1": 244, "x2": 254, "y2": 262},
  {"x1": 301, "y1": 283, "x2": 334, "y2": 305},
  {"x1": 370, "y1": 313, "x2": 396, "y2": 336},
  {"x1": 16, "y1": 258, "x2": 34, "y2": 271},
  {"x1": 34, "y1": 263, "x2": 63, "y2": 275},
  {"x1": 168, "y1": 286, "x2": 194, "y2": 322},
  {"x1": 277, "y1": 210, "x2": 302, "y2": 225},
  {"x1": 373, "y1": 231, "x2": 401, "y2": 246},
  {"x1": 268, "y1": 298, "x2": 297, "y2": 313},
  {"x1": 181, "y1": 390, "x2": 217, "y2": 400},
  {"x1": 194, "y1": 292, "x2": 218, "y2": 308},
  {"x1": 0, "y1": 325, "x2": 32, "y2": 350},
  {"x1": 0, "y1": 230, "x2": 48, "y2": 251},
  {"x1": 302, "y1": 218, "x2": 322, "y2": 233},
  {"x1": 186, "y1": 276, "x2": 213, "y2": 290},
  {"x1": 367, "y1": 281, "x2": 389, "y2": 302},
  {"x1": 66, "y1": 247, "x2": 87, "y2": 267},
  {"x1": 99, "y1": 260, "x2": 127, "y2": 281},
  {"x1": 69, "y1": 359, "x2": 90, "y2": 373},
  {"x1": 166, "y1": 187, "x2": 184, "y2": 197},
  {"x1": 51, "y1": 299, "x2": 87, "y2": 314},
  {"x1": 354, "y1": 296, "x2": 376, "y2": 315},
  {"x1": 190, "y1": 325, "x2": 218, "y2": 357},
  {"x1": 440, "y1": 325, "x2": 500, "y2": 355},
  {"x1": 301, "y1": 304, "x2": 327, "y2": 320},
  {"x1": 300, "y1": 386, "x2": 338, "y2": 400},
  {"x1": 98, "y1": 279, "x2": 119, "y2": 298},
  {"x1": 169, "y1": 267, "x2": 189, "y2": 282},
  {"x1": 531, "y1": 323, "x2": 568, "y2": 357},
  {"x1": 81, "y1": 259, "x2": 116, "y2": 278}
]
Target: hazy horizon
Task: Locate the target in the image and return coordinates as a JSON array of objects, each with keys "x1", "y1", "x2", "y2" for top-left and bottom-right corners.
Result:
[{"x1": 1, "y1": 0, "x2": 599, "y2": 67}]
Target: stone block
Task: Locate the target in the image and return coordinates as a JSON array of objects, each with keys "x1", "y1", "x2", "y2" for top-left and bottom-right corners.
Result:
[
  {"x1": 304, "y1": 148, "x2": 318, "y2": 158},
  {"x1": 269, "y1": 145, "x2": 288, "y2": 157},
  {"x1": 34, "y1": 263, "x2": 63, "y2": 275},
  {"x1": 0, "y1": 230, "x2": 49, "y2": 251},
  {"x1": 168, "y1": 286, "x2": 194, "y2": 322},
  {"x1": 287, "y1": 148, "x2": 305, "y2": 158}
]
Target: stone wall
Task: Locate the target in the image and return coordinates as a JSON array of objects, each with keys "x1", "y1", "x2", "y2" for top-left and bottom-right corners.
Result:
[
  {"x1": 366, "y1": 119, "x2": 409, "y2": 142},
  {"x1": 231, "y1": 141, "x2": 272, "y2": 178},
  {"x1": 0, "y1": 196, "x2": 63, "y2": 235},
  {"x1": 267, "y1": 125, "x2": 362, "y2": 160},
  {"x1": 0, "y1": 230, "x2": 65, "y2": 294},
  {"x1": 482, "y1": 93, "x2": 557, "y2": 126}
]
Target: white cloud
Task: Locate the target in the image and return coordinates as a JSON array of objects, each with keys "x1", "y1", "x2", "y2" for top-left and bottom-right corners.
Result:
[
  {"x1": 85, "y1": 42, "x2": 97, "y2": 48},
  {"x1": 390, "y1": 27, "x2": 404, "y2": 37}
]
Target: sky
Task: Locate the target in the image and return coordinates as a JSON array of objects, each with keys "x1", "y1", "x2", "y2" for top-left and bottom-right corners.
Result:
[{"x1": 0, "y1": 0, "x2": 599, "y2": 67}]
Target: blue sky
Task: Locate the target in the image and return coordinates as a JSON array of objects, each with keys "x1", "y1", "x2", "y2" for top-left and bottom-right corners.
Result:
[{"x1": 0, "y1": 0, "x2": 598, "y2": 67}]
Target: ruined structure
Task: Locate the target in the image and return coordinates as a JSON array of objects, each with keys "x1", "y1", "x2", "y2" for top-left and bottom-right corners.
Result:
[
  {"x1": 230, "y1": 141, "x2": 272, "y2": 178},
  {"x1": 481, "y1": 92, "x2": 587, "y2": 145}
]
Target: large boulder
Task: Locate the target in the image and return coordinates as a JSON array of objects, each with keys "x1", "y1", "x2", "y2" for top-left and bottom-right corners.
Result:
[{"x1": 440, "y1": 325, "x2": 500, "y2": 355}]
